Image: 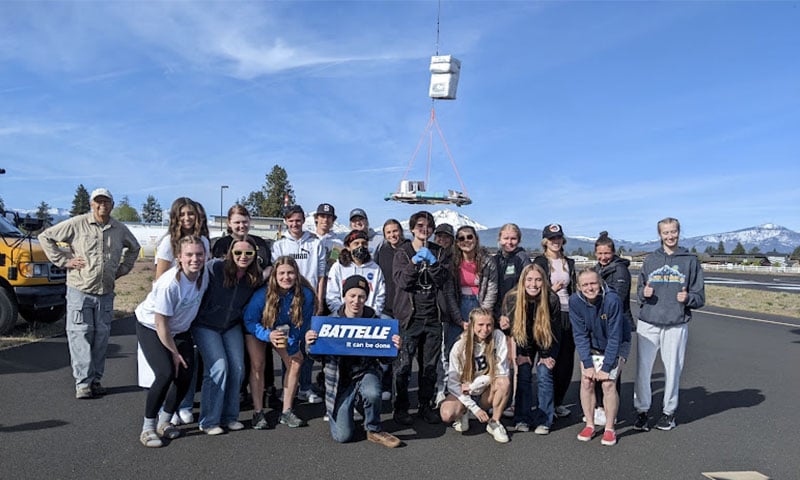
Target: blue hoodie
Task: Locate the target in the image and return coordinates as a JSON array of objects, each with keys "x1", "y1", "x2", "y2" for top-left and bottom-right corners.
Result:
[
  {"x1": 569, "y1": 288, "x2": 624, "y2": 373},
  {"x1": 637, "y1": 246, "x2": 705, "y2": 327}
]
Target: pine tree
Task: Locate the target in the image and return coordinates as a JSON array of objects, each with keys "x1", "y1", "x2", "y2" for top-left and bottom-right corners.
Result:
[
  {"x1": 716, "y1": 241, "x2": 726, "y2": 254},
  {"x1": 791, "y1": 246, "x2": 800, "y2": 259},
  {"x1": 748, "y1": 246, "x2": 760, "y2": 254},
  {"x1": 691, "y1": 246, "x2": 697, "y2": 253},
  {"x1": 731, "y1": 242, "x2": 746, "y2": 255},
  {"x1": 0, "y1": 195, "x2": 5, "y2": 212},
  {"x1": 70, "y1": 184, "x2": 90, "y2": 217},
  {"x1": 35, "y1": 201, "x2": 54, "y2": 229},
  {"x1": 141, "y1": 195, "x2": 162, "y2": 224},
  {"x1": 704, "y1": 245, "x2": 716, "y2": 255},
  {"x1": 241, "y1": 165, "x2": 296, "y2": 217},
  {"x1": 111, "y1": 195, "x2": 141, "y2": 222}
]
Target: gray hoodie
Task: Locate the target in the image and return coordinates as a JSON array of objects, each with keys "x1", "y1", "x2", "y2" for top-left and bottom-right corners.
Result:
[{"x1": 637, "y1": 246, "x2": 705, "y2": 327}]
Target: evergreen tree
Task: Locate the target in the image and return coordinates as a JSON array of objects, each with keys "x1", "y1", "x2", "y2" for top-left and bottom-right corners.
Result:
[
  {"x1": 0, "y1": 195, "x2": 5, "y2": 211},
  {"x1": 111, "y1": 195, "x2": 141, "y2": 222},
  {"x1": 731, "y1": 242, "x2": 746, "y2": 255},
  {"x1": 716, "y1": 241, "x2": 726, "y2": 254},
  {"x1": 141, "y1": 195, "x2": 163, "y2": 224},
  {"x1": 791, "y1": 246, "x2": 800, "y2": 259},
  {"x1": 691, "y1": 246, "x2": 697, "y2": 253},
  {"x1": 241, "y1": 165, "x2": 296, "y2": 217},
  {"x1": 70, "y1": 184, "x2": 90, "y2": 217},
  {"x1": 704, "y1": 245, "x2": 716, "y2": 255},
  {"x1": 748, "y1": 246, "x2": 760, "y2": 254},
  {"x1": 35, "y1": 201, "x2": 54, "y2": 230}
]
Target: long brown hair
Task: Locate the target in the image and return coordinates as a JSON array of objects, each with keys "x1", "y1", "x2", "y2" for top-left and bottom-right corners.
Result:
[
  {"x1": 261, "y1": 256, "x2": 316, "y2": 329},
  {"x1": 223, "y1": 236, "x2": 263, "y2": 289},
  {"x1": 166, "y1": 197, "x2": 209, "y2": 256},
  {"x1": 460, "y1": 307, "x2": 497, "y2": 382},
  {"x1": 509, "y1": 263, "x2": 554, "y2": 350},
  {"x1": 453, "y1": 225, "x2": 488, "y2": 276}
]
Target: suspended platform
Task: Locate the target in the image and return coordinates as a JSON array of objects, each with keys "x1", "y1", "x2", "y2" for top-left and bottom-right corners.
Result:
[{"x1": 385, "y1": 180, "x2": 471, "y2": 207}]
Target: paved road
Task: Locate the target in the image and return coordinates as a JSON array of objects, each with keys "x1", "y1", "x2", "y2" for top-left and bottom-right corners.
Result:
[
  {"x1": 1, "y1": 307, "x2": 797, "y2": 479},
  {"x1": 630, "y1": 268, "x2": 800, "y2": 294}
]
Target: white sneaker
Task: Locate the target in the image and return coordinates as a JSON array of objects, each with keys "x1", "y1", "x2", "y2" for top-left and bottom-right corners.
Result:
[
  {"x1": 323, "y1": 413, "x2": 330, "y2": 422},
  {"x1": 381, "y1": 391, "x2": 392, "y2": 401},
  {"x1": 200, "y1": 425, "x2": 224, "y2": 436},
  {"x1": 534, "y1": 425, "x2": 550, "y2": 435},
  {"x1": 468, "y1": 375, "x2": 491, "y2": 395},
  {"x1": 486, "y1": 420, "x2": 509, "y2": 443},
  {"x1": 171, "y1": 408, "x2": 193, "y2": 425},
  {"x1": 297, "y1": 389, "x2": 323, "y2": 404},
  {"x1": 555, "y1": 405, "x2": 571, "y2": 418},
  {"x1": 453, "y1": 414, "x2": 469, "y2": 433},
  {"x1": 226, "y1": 421, "x2": 245, "y2": 431},
  {"x1": 594, "y1": 407, "x2": 606, "y2": 426}
]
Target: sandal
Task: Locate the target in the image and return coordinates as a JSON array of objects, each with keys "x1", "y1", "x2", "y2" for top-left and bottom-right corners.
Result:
[
  {"x1": 140, "y1": 430, "x2": 162, "y2": 448},
  {"x1": 157, "y1": 422, "x2": 181, "y2": 439}
]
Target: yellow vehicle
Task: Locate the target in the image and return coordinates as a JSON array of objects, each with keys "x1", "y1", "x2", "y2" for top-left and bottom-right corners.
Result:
[{"x1": 0, "y1": 210, "x2": 66, "y2": 334}]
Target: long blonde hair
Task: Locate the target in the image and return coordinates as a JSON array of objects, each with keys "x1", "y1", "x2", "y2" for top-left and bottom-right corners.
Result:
[
  {"x1": 261, "y1": 256, "x2": 316, "y2": 329},
  {"x1": 540, "y1": 236, "x2": 569, "y2": 274},
  {"x1": 460, "y1": 307, "x2": 497, "y2": 382},
  {"x1": 509, "y1": 263, "x2": 554, "y2": 350}
]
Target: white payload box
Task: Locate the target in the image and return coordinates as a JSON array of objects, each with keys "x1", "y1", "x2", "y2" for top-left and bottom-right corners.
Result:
[{"x1": 429, "y1": 55, "x2": 461, "y2": 100}]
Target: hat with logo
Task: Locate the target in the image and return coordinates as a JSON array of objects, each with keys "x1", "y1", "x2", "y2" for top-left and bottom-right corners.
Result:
[
  {"x1": 314, "y1": 203, "x2": 337, "y2": 219},
  {"x1": 434, "y1": 223, "x2": 454, "y2": 238},
  {"x1": 349, "y1": 208, "x2": 368, "y2": 221},
  {"x1": 90, "y1": 188, "x2": 114, "y2": 202},
  {"x1": 284, "y1": 205, "x2": 305, "y2": 219},
  {"x1": 542, "y1": 223, "x2": 565, "y2": 239},
  {"x1": 342, "y1": 275, "x2": 369, "y2": 296}
]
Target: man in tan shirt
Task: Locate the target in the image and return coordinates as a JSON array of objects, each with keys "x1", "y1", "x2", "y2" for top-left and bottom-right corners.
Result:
[{"x1": 39, "y1": 188, "x2": 140, "y2": 399}]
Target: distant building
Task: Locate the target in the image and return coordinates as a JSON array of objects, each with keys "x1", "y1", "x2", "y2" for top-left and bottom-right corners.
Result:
[{"x1": 703, "y1": 254, "x2": 771, "y2": 266}]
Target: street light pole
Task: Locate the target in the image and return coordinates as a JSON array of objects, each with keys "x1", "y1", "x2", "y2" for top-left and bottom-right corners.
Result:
[{"x1": 220, "y1": 185, "x2": 229, "y2": 232}]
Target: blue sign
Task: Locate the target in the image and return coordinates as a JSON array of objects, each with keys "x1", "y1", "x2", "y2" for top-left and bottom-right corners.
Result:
[{"x1": 309, "y1": 316, "x2": 398, "y2": 357}]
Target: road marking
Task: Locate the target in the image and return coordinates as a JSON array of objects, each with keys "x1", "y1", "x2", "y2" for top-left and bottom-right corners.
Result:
[
  {"x1": 702, "y1": 471, "x2": 770, "y2": 480},
  {"x1": 703, "y1": 310, "x2": 798, "y2": 328}
]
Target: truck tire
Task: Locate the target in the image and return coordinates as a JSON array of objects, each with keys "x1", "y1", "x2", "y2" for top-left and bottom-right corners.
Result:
[
  {"x1": 20, "y1": 305, "x2": 66, "y2": 324},
  {"x1": 0, "y1": 288, "x2": 19, "y2": 335}
]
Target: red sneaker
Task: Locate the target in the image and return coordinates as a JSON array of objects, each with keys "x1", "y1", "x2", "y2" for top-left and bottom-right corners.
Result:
[
  {"x1": 601, "y1": 429, "x2": 617, "y2": 446},
  {"x1": 577, "y1": 426, "x2": 595, "y2": 442}
]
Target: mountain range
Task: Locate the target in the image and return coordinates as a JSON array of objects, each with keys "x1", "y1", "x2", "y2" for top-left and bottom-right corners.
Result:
[{"x1": 11, "y1": 206, "x2": 799, "y2": 254}]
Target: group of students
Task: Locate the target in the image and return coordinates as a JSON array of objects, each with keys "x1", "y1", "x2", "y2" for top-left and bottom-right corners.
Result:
[{"x1": 135, "y1": 198, "x2": 705, "y2": 449}]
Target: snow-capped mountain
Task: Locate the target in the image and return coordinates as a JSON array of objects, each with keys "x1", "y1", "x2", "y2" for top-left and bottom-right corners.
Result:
[
  {"x1": 303, "y1": 215, "x2": 351, "y2": 235},
  {"x1": 400, "y1": 208, "x2": 489, "y2": 232},
  {"x1": 691, "y1": 224, "x2": 800, "y2": 254}
]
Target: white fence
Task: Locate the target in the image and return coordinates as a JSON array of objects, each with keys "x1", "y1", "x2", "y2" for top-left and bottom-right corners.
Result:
[{"x1": 574, "y1": 260, "x2": 800, "y2": 275}]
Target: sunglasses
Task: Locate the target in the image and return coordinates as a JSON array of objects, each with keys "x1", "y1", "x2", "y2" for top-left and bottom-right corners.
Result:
[
  {"x1": 232, "y1": 250, "x2": 256, "y2": 257},
  {"x1": 456, "y1": 234, "x2": 474, "y2": 242}
]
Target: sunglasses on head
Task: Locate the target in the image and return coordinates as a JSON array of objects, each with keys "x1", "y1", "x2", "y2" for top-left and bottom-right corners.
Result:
[
  {"x1": 457, "y1": 234, "x2": 474, "y2": 242},
  {"x1": 232, "y1": 250, "x2": 256, "y2": 257}
]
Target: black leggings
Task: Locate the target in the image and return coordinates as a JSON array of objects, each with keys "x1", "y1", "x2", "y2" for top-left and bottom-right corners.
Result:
[
  {"x1": 137, "y1": 322, "x2": 195, "y2": 419},
  {"x1": 553, "y1": 312, "x2": 576, "y2": 407},
  {"x1": 395, "y1": 319, "x2": 441, "y2": 411}
]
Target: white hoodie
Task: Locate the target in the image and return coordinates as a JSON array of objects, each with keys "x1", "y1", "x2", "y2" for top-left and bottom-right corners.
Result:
[
  {"x1": 326, "y1": 260, "x2": 386, "y2": 315},
  {"x1": 271, "y1": 231, "x2": 326, "y2": 289},
  {"x1": 448, "y1": 329, "x2": 509, "y2": 415}
]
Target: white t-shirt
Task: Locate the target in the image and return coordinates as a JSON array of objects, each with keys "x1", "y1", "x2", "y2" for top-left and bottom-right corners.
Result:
[
  {"x1": 135, "y1": 264, "x2": 209, "y2": 335},
  {"x1": 549, "y1": 257, "x2": 571, "y2": 311},
  {"x1": 154, "y1": 235, "x2": 210, "y2": 265},
  {"x1": 447, "y1": 329, "x2": 509, "y2": 414}
]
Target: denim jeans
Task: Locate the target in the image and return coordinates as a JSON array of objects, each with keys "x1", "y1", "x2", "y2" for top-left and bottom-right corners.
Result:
[
  {"x1": 534, "y1": 361, "x2": 555, "y2": 427},
  {"x1": 192, "y1": 324, "x2": 245, "y2": 428},
  {"x1": 65, "y1": 287, "x2": 114, "y2": 387},
  {"x1": 514, "y1": 360, "x2": 555, "y2": 427},
  {"x1": 329, "y1": 371, "x2": 383, "y2": 442}
]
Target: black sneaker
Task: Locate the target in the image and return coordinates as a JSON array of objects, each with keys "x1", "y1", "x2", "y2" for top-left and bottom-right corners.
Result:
[
  {"x1": 252, "y1": 410, "x2": 270, "y2": 430},
  {"x1": 393, "y1": 410, "x2": 414, "y2": 426},
  {"x1": 91, "y1": 382, "x2": 106, "y2": 396},
  {"x1": 418, "y1": 406, "x2": 441, "y2": 425},
  {"x1": 633, "y1": 412, "x2": 650, "y2": 431},
  {"x1": 655, "y1": 413, "x2": 676, "y2": 431}
]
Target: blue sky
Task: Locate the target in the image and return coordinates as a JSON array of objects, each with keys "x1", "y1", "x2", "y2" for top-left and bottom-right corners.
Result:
[{"x1": 1, "y1": 1, "x2": 797, "y2": 242}]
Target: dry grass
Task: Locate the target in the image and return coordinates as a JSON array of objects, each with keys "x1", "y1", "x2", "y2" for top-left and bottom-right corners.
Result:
[
  {"x1": 0, "y1": 259, "x2": 154, "y2": 350},
  {"x1": 631, "y1": 277, "x2": 800, "y2": 319}
]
